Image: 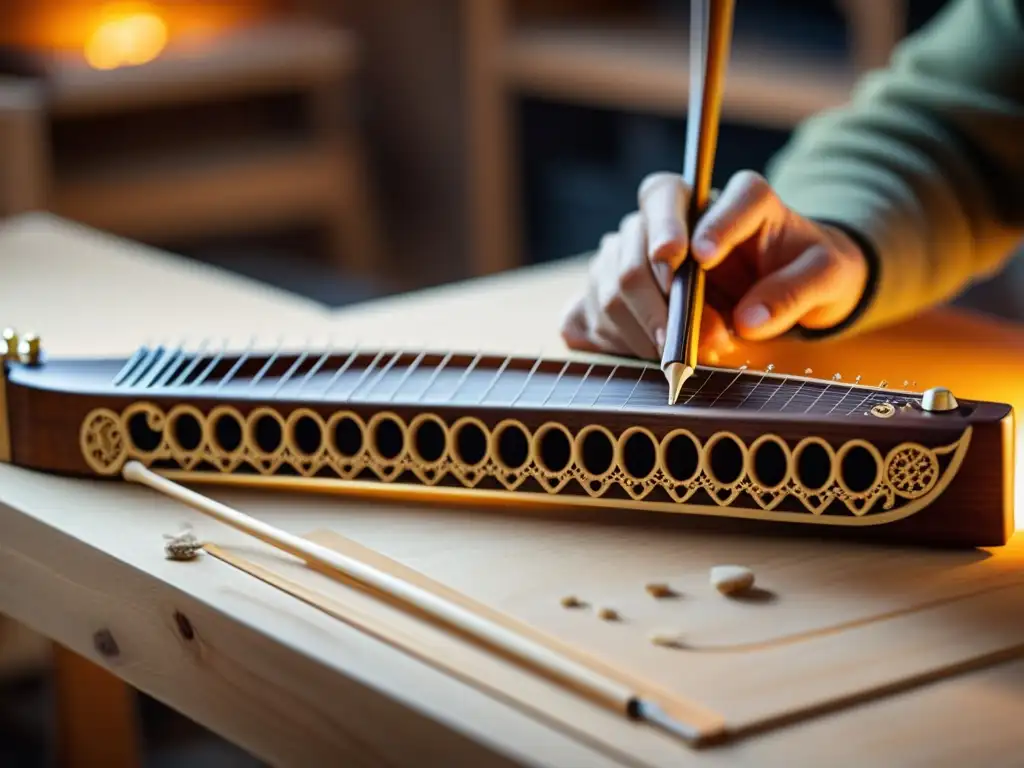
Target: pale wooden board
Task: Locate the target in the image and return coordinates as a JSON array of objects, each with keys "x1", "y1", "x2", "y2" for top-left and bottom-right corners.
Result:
[
  {"x1": 194, "y1": 496, "x2": 1024, "y2": 738},
  {"x1": 202, "y1": 539, "x2": 693, "y2": 768},
  {"x1": 0, "y1": 212, "x2": 332, "y2": 356},
  {"x1": 5, "y1": 215, "x2": 1024, "y2": 765}
]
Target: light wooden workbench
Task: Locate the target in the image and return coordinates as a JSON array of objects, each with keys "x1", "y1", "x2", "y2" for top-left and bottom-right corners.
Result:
[{"x1": 3, "y1": 213, "x2": 1024, "y2": 767}]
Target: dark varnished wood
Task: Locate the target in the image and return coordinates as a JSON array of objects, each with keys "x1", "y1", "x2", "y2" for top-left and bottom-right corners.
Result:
[{"x1": 2, "y1": 346, "x2": 1015, "y2": 548}]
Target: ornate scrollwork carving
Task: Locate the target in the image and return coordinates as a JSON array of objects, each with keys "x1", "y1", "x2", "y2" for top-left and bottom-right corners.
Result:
[{"x1": 79, "y1": 401, "x2": 971, "y2": 526}]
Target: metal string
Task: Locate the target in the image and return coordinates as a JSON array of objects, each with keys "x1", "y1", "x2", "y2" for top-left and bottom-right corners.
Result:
[
  {"x1": 272, "y1": 342, "x2": 311, "y2": 397},
  {"x1": 358, "y1": 350, "x2": 404, "y2": 400},
  {"x1": 510, "y1": 356, "x2": 544, "y2": 406},
  {"x1": 591, "y1": 365, "x2": 619, "y2": 405},
  {"x1": 215, "y1": 337, "x2": 256, "y2": 390},
  {"x1": 321, "y1": 347, "x2": 362, "y2": 396},
  {"x1": 619, "y1": 365, "x2": 650, "y2": 410},
  {"x1": 168, "y1": 339, "x2": 209, "y2": 387},
  {"x1": 415, "y1": 351, "x2": 453, "y2": 403},
  {"x1": 340, "y1": 350, "x2": 385, "y2": 399},
  {"x1": 477, "y1": 354, "x2": 512, "y2": 404},
  {"x1": 295, "y1": 340, "x2": 334, "y2": 395},
  {"x1": 542, "y1": 361, "x2": 571, "y2": 406},
  {"x1": 248, "y1": 338, "x2": 284, "y2": 388},
  {"x1": 567, "y1": 363, "x2": 595, "y2": 406},
  {"x1": 387, "y1": 351, "x2": 426, "y2": 402},
  {"x1": 448, "y1": 352, "x2": 482, "y2": 401}
]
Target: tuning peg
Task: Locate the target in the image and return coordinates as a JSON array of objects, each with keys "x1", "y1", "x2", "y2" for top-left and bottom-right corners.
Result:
[
  {"x1": 766, "y1": 363, "x2": 775, "y2": 372},
  {"x1": 854, "y1": 374, "x2": 862, "y2": 385},
  {"x1": 17, "y1": 332, "x2": 41, "y2": 366},
  {"x1": 832, "y1": 373, "x2": 842, "y2": 381},
  {"x1": 803, "y1": 368, "x2": 813, "y2": 375},
  {"x1": 921, "y1": 386, "x2": 958, "y2": 413},
  {"x1": 879, "y1": 380, "x2": 888, "y2": 388},
  {"x1": 1, "y1": 328, "x2": 17, "y2": 362}
]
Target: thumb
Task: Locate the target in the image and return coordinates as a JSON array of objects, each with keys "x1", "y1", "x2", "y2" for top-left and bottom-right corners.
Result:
[{"x1": 732, "y1": 246, "x2": 845, "y2": 340}]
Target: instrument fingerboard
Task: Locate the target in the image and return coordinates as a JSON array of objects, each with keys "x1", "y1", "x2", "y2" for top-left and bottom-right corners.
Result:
[{"x1": 110, "y1": 347, "x2": 920, "y2": 416}]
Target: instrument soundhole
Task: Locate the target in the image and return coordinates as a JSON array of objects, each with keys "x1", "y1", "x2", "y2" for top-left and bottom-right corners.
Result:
[
  {"x1": 172, "y1": 413, "x2": 203, "y2": 452},
  {"x1": 373, "y1": 417, "x2": 405, "y2": 460},
  {"x1": 622, "y1": 432, "x2": 656, "y2": 480},
  {"x1": 841, "y1": 445, "x2": 879, "y2": 493},
  {"x1": 797, "y1": 443, "x2": 830, "y2": 490},
  {"x1": 752, "y1": 441, "x2": 787, "y2": 488},
  {"x1": 213, "y1": 413, "x2": 242, "y2": 452},
  {"x1": 580, "y1": 430, "x2": 614, "y2": 476},
  {"x1": 254, "y1": 415, "x2": 283, "y2": 453},
  {"x1": 709, "y1": 436, "x2": 743, "y2": 484},
  {"x1": 662, "y1": 433, "x2": 699, "y2": 483},
  {"x1": 413, "y1": 419, "x2": 446, "y2": 463},
  {"x1": 128, "y1": 413, "x2": 162, "y2": 452},
  {"x1": 332, "y1": 417, "x2": 363, "y2": 457},
  {"x1": 537, "y1": 426, "x2": 571, "y2": 473},
  {"x1": 496, "y1": 424, "x2": 529, "y2": 470},
  {"x1": 455, "y1": 422, "x2": 488, "y2": 467},
  {"x1": 292, "y1": 415, "x2": 323, "y2": 456}
]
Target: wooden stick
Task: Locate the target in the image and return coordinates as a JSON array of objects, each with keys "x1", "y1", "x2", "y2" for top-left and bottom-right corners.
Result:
[{"x1": 121, "y1": 461, "x2": 723, "y2": 745}]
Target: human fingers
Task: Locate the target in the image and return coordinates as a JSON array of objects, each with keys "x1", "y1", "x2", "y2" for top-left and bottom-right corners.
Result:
[
  {"x1": 731, "y1": 245, "x2": 852, "y2": 340},
  {"x1": 560, "y1": 296, "x2": 634, "y2": 356},
  {"x1": 638, "y1": 172, "x2": 691, "y2": 282},
  {"x1": 615, "y1": 212, "x2": 670, "y2": 350},
  {"x1": 689, "y1": 171, "x2": 777, "y2": 270},
  {"x1": 581, "y1": 230, "x2": 660, "y2": 359},
  {"x1": 562, "y1": 236, "x2": 660, "y2": 359}
]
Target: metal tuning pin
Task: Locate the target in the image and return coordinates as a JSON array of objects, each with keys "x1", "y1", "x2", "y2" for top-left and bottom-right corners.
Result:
[
  {"x1": 17, "y1": 333, "x2": 42, "y2": 366},
  {"x1": 2, "y1": 328, "x2": 17, "y2": 362},
  {"x1": 921, "y1": 386, "x2": 958, "y2": 413}
]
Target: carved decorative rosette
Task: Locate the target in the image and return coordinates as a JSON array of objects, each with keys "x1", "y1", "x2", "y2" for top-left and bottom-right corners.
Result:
[{"x1": 80, "y1": 401, "x2": 971, "y2": 526}]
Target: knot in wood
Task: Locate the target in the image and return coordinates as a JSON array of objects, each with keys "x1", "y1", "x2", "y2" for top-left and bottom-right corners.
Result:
[
  {"x1": 174, "y1": 611, "x2": 195, "y2": 641},
  {"x1": 92, "y1": 628, "x2": 120, "y2": 658}
]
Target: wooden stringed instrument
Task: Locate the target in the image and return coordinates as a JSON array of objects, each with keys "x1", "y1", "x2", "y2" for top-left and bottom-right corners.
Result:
[{"x1": 0, "y1": 332, "x2": 1014, "y2": 548}]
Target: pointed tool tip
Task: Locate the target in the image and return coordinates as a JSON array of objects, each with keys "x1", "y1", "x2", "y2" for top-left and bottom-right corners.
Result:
[{"x1": 665, "y1": 363, "x2": 694, "y2": 405}]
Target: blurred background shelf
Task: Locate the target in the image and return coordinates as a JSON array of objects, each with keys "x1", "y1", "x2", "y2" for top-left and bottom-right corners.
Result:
[
  {"x1": 502, "y1": 24, "x2": 855, "y2": 127},
  {"x1": 0, "y1": 10, "x2": 382, "y2": 282},
  {"x1": 44, "y1": 22, "x2": 357, "y2": 117},
  {"x1": 465, "y1": 0, "x2": 931, "y2": 276}
]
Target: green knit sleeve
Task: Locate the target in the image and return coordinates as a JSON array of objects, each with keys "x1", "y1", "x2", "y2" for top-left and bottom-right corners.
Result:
[{"x1": 765, "y1": 0, "x2": 1024, "y2": 336}]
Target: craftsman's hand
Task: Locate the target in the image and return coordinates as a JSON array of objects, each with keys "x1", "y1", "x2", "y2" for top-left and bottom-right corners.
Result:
[{"x1": 559, "y1": 170, "x2": 870, "y2": 362}]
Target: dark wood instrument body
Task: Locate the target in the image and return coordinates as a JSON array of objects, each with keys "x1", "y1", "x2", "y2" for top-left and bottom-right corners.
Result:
[{"x1": 2, "y1": 349, "x2": 1015, "y2": 548}]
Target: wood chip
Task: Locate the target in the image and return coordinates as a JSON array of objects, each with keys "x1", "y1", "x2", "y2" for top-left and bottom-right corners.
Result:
[
  {"x1": 649, "y1": 632, "x2": 684, "y2": 649},
  {"x1": 710, "y1": 565, "x2": 755, "y2": 595},
  {"x1": 560, "y1": 595, "x2": 585, "y2": 609},
  {"x1": 645, "y1": 582, "x2": 676, "y2": 598},
  {"x1": 163, "y1": 528, "x2": 202, "y2": 561},
  {"x1": 597, "y1": 607, "x2": 619, "y2": 621}
]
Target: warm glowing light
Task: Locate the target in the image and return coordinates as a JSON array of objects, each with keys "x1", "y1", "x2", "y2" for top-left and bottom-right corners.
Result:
[{"x1": 84, "y1": 4, "x2": 168, "y2": 70}]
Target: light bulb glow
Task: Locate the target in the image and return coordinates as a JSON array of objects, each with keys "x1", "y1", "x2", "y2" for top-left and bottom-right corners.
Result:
[{"x1": 84, "y1": 3, "x2": 168, "y2": 70}]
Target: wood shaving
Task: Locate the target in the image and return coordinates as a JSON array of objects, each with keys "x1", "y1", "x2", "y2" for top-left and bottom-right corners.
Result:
[
  {"x1": 560, "y1": 595, "x2": 586, "y2": 609},
  {"x1": 710, "y1": 565, "x2": 755, "y2": 595},
  {"x1": 649, "y1": 632, "x2": 684, "y2": 649},
  {"x1": 645, "y1": 583, "x2": 676, "y2": 598},
  {"x1": 163, "y1": 526, "x2": 202, "y2": 561},
  {"x1": 597, "y1": 607, "x2": 619, "y2": 621}
]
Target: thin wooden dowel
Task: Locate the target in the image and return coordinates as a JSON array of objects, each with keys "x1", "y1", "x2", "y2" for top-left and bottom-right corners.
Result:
[{"x1": 119, "y1": 461, "x2": 717, "y2": 740}]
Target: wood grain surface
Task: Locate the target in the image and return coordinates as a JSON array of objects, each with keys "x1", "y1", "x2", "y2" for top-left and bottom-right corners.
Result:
[
  {"x1": 4, "y1": 214, "x2": 1024, "y2": 766},
  {"x1": 202, "y1": 510, "x2": 1024, "y2": 743}
]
